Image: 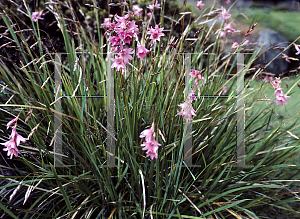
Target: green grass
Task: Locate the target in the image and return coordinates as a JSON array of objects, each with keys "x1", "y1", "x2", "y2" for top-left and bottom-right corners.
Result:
[
  {"x1": 233, "y1": 8, "x2": 300, "y2": 42},
  {"x1": 245, "y1": 76, "x2": 300, "y2": 134}
]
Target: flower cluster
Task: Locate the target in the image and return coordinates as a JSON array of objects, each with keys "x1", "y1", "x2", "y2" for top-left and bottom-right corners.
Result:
[
  {"x1": 1, "y1": 117, "x2": 27, "y2": 159},
  {"x1": 102, "y1": 14, "x2": 150, "y2": 74},
  {"x1": 271, "y1": 77, "x2": 291, "y2": 106},
  {"x1": 139, "y1": 123, "x2": 161, "y2": 160},
  {"x1": 190, "y1": 69, "x2": 204, "y2": 96},
  {"x1": 219, "y1": 7, "x2": 235, "y2": 40},
  {"x1": 220, "y1": 22, "x2": 236, "y2": 39},
  {"x1": 218, "y1": 5, "x2": 252, "y2": 47},
  {"x1": 178, "y1": 91, "x2": 197, "y2": 122}
]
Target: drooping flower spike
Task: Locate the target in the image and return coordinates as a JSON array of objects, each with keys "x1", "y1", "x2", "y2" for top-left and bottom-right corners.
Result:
[
  {"x1": 1, "y1": 127, "x2": 27, "y2": 159},
  {"x1": 140, "y1": 122, "x2": 161, "y2": 160},
  {"x1": 178, "y1": 90, "x2": 197, "y2": 122},
  {"x1": 270, "y1": 77, "x2": 291, "y2": 106}
]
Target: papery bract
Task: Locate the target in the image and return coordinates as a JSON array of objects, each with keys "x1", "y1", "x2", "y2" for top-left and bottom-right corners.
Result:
[
  {"x1": 102, "y1": 18, "x2": 110, "y2": 26},
  {"x1": 6, "y1": 116, "x2": 19, "y2": 130},
  {"x1": 188, "y1": 91, "x2": 197, "y2": 101},
  {"x1": 282, "y1": 54, "x2": 291, "y2": 63}
]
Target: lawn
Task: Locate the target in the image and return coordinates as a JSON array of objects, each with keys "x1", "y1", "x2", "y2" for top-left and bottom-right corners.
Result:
[
  {"x1": 243, "y1": 75, "x2": 300, "y2": 165},
  {"x1": 232, "y1": 8, "x2": 300, "y2": 42},
  {"x1": 245, "y1": 76, "x2": 300, "y2": 132}
]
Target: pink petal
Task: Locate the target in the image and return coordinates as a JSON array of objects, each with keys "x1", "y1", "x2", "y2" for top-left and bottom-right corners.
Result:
[
  {"x1": 15, "y1": 133, "x2": 27, "y2": 146},
  {"x1": 146, "y1": 149, "x2": 158, "y2": 160}
]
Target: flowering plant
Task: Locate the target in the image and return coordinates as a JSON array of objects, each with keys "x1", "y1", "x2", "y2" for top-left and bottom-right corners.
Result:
[{"x1": 1, "y1": 0, "x2": 300, "y2": 218}]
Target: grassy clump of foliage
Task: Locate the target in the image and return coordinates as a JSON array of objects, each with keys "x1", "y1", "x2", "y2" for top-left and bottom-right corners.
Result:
[{"x1": 0, "y1": 0, "x2": 300, "y2": 218}]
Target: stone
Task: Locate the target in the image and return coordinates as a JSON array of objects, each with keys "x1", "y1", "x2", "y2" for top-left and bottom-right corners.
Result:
[{"x1": 256, "y1": 30, "x2": 290, "y2": 76}]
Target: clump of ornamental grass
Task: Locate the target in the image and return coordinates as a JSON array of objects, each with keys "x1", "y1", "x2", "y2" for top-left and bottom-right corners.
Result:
[{"x1": 1, "y1": 0, "x2": 300, "y2": 218}]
